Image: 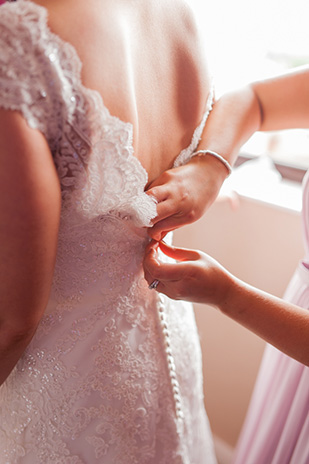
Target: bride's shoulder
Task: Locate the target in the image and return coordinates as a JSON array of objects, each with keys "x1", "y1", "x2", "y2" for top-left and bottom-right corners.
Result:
[
  {"x1": 162, "y1": 0, "x2": 201, "y2": 35},
  {"x1": 156, "y1": 0, "x2": 207, "y2": 67},
  {"x1": 0, "y1": 1, "x2": 48, "y2": 45}
]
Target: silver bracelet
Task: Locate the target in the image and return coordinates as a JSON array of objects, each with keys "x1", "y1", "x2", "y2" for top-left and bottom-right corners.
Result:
[{"x1": 193, "y1": 150, "x2": 232, "y2": 177}]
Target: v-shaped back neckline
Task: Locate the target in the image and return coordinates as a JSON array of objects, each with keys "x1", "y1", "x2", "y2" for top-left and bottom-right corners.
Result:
[{"x1": 21, "y1": 0, "x2": 213, "y2": 187}]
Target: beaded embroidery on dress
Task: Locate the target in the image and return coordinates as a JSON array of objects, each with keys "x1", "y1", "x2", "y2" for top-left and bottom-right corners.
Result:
[{"x1": 0, "y1": 1, "x2": 217, "y2": 463}]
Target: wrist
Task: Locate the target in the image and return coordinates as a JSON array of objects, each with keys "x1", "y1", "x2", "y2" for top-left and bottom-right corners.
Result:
[
  {"x1": 187, "y1": 153, "x2": 228, "y2": 191},
  {"x1": 193, "y1": 150, "x2": 232, "y2": 178},
  {"x1": 216, "y1": 272, "x2": 239, "y2": 314},
  {"x1": 197, "y1": 86, "x2": 261, "y2": 162}
]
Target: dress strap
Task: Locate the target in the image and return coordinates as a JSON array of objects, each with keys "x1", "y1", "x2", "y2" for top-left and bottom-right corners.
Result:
[{"x1": 173, "y1": 84, "x2": 214, "y2": 168}]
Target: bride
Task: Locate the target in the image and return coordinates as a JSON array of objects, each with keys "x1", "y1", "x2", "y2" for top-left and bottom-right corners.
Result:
[{"x1": 0, "y1": 0, "x2": 228, "y2": 462}]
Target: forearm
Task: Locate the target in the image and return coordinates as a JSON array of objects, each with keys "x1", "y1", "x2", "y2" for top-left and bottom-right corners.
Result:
[
  {"x1": 144, "y1": 243, "x2": 309, "y2": 365},
  {"x1": 197, "y1": 85, "x2": 262, "y2": 166},
  {"x1": 198, "y1": 66, "x2": 309, "y2": 169},
  {"x1": 220, "y1": 277, "x2": 309, "y2": 365},
  {"x1": 252, "y1": 66, "x2": 309, "y2": 130}
]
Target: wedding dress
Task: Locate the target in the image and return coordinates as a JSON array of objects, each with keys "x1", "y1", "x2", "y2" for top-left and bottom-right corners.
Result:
[{"x1": 0, "y1": 1, "x2": 217, "y2": 463}]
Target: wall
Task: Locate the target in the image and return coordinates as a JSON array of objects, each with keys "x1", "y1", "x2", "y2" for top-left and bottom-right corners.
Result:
[{"x1": 173, "y1": 194, "x2": 303, "y2": 457}]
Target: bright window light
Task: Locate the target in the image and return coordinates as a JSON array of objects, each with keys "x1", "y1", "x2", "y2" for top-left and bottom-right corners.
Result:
[{"x1": 190, "y1": 0, "x2": 309, "y2": 169}]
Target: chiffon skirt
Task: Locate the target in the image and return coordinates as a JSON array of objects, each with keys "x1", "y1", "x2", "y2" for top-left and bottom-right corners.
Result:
[{"x1": 232, "y1": 260, "x2": 309, "y2": 464}]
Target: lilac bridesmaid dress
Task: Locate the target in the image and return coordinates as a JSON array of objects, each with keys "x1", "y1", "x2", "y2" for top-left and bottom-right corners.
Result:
[{"x1": 232, "y1": 171, "x2": 309, "y2": 464}]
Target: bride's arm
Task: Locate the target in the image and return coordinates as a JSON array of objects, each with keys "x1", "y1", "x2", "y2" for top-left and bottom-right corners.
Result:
[
  {"x1": 0, "y1": 109, "x2": 61, "y2": 386},
  {"x1": 147, "y1": 66, "x2": 309, "y2": 240}
]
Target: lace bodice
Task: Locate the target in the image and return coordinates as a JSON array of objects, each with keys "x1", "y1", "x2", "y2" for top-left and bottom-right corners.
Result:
[
  {"x1": 0, "y1": 0, "x2": 213, "y2": 298},
  {"x1": 0, "y1": 2, "x2": 216, "y2": 463}
]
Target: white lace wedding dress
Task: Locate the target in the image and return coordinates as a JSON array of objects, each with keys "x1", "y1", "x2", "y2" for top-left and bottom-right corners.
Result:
[{"x1": 0, "y1": 1, "x2": 217, "y2": 463}]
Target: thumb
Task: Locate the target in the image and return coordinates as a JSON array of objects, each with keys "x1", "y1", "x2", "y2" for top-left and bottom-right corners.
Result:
[{"x1": 159, "y1": 241, "x2": 200, "y2": 262}]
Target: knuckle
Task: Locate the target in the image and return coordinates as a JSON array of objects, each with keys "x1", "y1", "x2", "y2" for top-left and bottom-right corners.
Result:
[
  {"x1": 179, "y1": 191, "x2": 189, "y2": 204},
  {"x1": 149, "y1": 187, "x2": 159, "y2": 200},
  {"x1": 151, "y1": 268, "x2": 161, "y2": 280},
  {"x1": 161, "y1": 171, "x2": 173, "y2": 183},
  {"x1": 186, "y1": 208, "x2": 196, "y2": 222}
]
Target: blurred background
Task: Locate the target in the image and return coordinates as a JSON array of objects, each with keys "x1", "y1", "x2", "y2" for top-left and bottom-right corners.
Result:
[{"x1": 190, "y1": 0, "x2": 309, "y2": 170}]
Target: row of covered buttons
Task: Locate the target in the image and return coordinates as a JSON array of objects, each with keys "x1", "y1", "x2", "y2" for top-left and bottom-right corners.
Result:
[{"x1": 157, "y1": 294, "x2": 184, "y2": 423}]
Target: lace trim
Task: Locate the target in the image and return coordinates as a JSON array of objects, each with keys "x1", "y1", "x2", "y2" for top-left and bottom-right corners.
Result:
[
  {"x1": 0, "y1": 1, "x2": 214, "y2": 227},
  {"x1": 173, "y1": 85, "x2": 214, "y2": 168}
]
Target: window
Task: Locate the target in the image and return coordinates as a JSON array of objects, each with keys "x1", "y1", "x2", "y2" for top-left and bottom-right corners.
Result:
[{"x1": 189, "y1": 0, "x2": 309, "y2": 171}]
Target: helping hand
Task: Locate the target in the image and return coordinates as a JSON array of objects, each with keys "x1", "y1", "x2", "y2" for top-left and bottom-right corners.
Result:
[
  {"x1": 143, "y1": 240, "x2": 233, "y2": 307},
  {"x1": 146, "y1": 155, "x2": 227, "y2": 241}
]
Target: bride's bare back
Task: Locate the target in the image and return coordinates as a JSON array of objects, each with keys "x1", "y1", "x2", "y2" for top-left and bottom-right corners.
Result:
[{"x1": 33, "y1": 0, "x2": 211, "y2": 183}]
